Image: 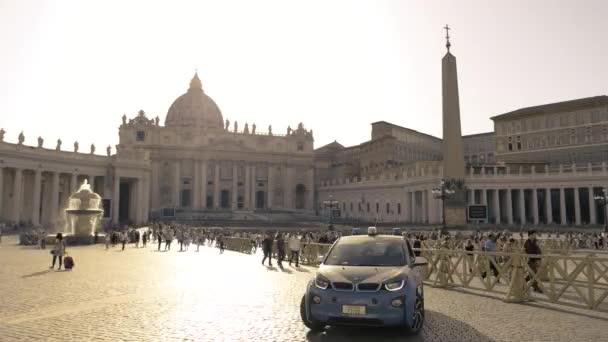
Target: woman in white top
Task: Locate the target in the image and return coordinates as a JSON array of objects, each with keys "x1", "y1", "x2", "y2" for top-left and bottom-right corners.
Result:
[{"x1": 50, "y1": 233, "x2": 66, "y2": 270}]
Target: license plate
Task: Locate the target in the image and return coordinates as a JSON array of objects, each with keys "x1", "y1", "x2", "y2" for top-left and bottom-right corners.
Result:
[{"x1": 342, "y1": 305, "x2": 366, "y2": 316}]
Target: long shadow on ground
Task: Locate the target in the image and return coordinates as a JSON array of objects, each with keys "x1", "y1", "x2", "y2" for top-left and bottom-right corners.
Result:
[{"x1": 306, "y1": 310, "x2": 494, "y2": 342}]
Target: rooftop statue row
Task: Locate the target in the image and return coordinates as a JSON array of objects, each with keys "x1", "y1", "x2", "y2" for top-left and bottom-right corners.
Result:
[
  {"x1": 0, "y1": 128, "x2": 113, "y2": 156},
  {"x1": 122, "y1": 110, "x2": 159, "y2": 127}
]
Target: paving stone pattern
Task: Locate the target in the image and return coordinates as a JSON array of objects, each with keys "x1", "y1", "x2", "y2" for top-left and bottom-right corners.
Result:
[{"x1": 0, "y1": 236, "x2": 607, "y2": 342}]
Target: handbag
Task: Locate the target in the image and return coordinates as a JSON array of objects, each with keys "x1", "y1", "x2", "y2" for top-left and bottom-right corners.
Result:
[{"x1": 50, "y1": 250, "x2": 55, "y2": 255}]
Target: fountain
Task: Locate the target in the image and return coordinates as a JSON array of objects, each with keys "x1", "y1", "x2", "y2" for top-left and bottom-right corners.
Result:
[{"x1": 64, "y1": 179, "x2": 104, "y2": 241}]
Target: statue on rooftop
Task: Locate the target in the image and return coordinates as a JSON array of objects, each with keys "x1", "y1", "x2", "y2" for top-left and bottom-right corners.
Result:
[
  {"x1": 225, "y1": 119, "x2": 230, "y2": 130},
  {"x1": 244, "y1": 123, "x2": 249, "y2": 134},
  {"x1": 268, "y1": 125, "x2": 272, "y2": 135},
  {"x1": 90, "y1": 144, "x2": 95, "y2": 154},
  {"x1": 122, "y1": 114, "x2": 127, "y2": 125},
  {"x1": 234, "y1": 121, "x2": 238, "y2": 133},
  {"x1": 18, "y1": 132, "x2": 25, "y2": 145},
  {"x1": 287, "y1": 126, "x2": 291, "y2": 135},
  {"x1": 56, "y1": 139, "x2": 62, "y2": 151},
  {"x1": 155, "y1": 116, "x2": 160, "y2": 126},
  {"x1": 106, "y1": 145, "x2": 111, "y2": 157},
  {"x1": 0, "y1": 128, "x2": 5, "y2": 142},
  {"x1": 37, "y1": 136, "x2": 43, "y2": 148},
  {"x1": 252, "y1": 123, "x2": 256, "y2": 134},
  {"x1": 74, "y1": 141, "x2": 79, "y2": 153}
]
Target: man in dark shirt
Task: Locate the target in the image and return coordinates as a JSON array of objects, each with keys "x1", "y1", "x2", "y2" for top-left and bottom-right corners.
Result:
[
  {"x1": 276, "y1": 232, "x2": 286, "y2": 270},
  {"x1": 524, "y1": 230, "x2": 543, "y2": 293},
  {"x1": 261, "y1": 232, "x2": 273, "y2": 267}
]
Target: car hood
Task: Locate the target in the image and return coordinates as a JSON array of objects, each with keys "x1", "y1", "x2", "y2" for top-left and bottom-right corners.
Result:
[{"x1": 318, "y1": 265, "x2": 409, "y2": 284}]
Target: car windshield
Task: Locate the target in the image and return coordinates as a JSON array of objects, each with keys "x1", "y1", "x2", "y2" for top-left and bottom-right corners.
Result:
[{"x1": 324, "y1": 238, "x2": 406, "y2": 266}]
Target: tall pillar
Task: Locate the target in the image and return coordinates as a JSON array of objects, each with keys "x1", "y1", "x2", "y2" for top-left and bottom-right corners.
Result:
[
  {"x1": 306, "y1": 167, "x2": 314, "y2": 210},
  {"x1": 267, "y1": 164, "x2": 273, "y2": 209},
  {"x1": 284, "y1": 166, "x2": 294, "y2": 210},
  {"x1": 12, "y1": 168, "x2": 23, "y2": 223},
  {"x1": 441, "y1": 40, "x2": 466, "y2": 226},
  {"x1": 545, "y1": 188, "x2": 553, "y2": 224},
  {"x1": 589, "y1": 187, "x2": 597, "y2": 225},
  {"x1": 421, "y1": 190, "x2": 427, "y2": 223},
  {"x1": 481, "y1": 189, "x2": 487, "y2": 205},
  {"x1": 88, "y1": 175, "x2": 96, "y2": 193},
  {"x1": 137, "y1": 177, "x2": 146, "y2": 223},
  {"x1": 150, "y1": 161, "x2": 160, "y2": 210},
  {"x1": 492, "y1": 189, "x2": 500, "y2": 224},
  {"x1": 70, "y1": 173, "x2": 78, "y2": 195},
  {"x1": 411, "y1": 191, "x2": 418, "y2": 223},
  {"x1": 518, "y1": 188, "x2": 526, "y2": 224},
  {"x1": 574, "y1": 187, "x2": 581, "y2": 226},
  {"x1": 468, "y1": 189, "x2": 475, "y2": 205},
  {"x1": 112, "y1": 174, "x2": 120, "y2": 225},
  {"x1": 49, "y1": 171, "x2": 60, "y2": 228},
  {"x1": 174, "y1": 161, "x2": 181, "y2": 207},
  {"x1": 32, "y1": 170, "x2": 42, "y2": 225},
  {"x1": 506, "y1": 189, "x2": 513, "y2": 225},
  {"x1": 201, "y1": 160, "x2": 208, "y2": 209},
  {"x1": 213, "y1": 162, "x2": 220, "y2": 209},
  {"x1": 532, "y1": 189, "x2": 539, "y2": 225},
  {"x1": 251, "y1": 164, "x2": 257, "y2": 209},
  {"x1": 193, "y1": 161, "x2": 200, "y2": 208},
  {"x1": 142, "y1": 174, "x2": 150, "y2": 223},
  {"x1": 232, "y1": 163, "x2": 238, "y2": 210},
  {"x1": 0, "y1": 167, "x2": 4, "y2": 219},
  {"x1": 559, "y1": 187, "x2": 567, "y2": 225},
  {"x1": 244, "y1": 164, "x2": 251, "y2": 209}
]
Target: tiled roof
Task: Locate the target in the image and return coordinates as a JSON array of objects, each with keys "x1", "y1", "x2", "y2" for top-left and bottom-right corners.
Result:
[{"x1": 491, "y1": 95, "x2": 608, "y2": 121}]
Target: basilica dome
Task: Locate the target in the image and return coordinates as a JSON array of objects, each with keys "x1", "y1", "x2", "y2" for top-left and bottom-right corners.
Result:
[{"x1": 164, "y1": 73, "x2": 224, "y2": 129}]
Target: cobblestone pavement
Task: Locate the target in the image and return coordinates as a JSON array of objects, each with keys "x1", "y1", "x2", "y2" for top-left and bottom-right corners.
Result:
[{"x1": 1, "y1": 237, "x2": 607, "y2": 342}]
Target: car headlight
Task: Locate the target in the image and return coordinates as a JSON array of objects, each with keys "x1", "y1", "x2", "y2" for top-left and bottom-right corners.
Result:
[
  {"x1": 314, "y1": 275, "x2": 330, "y2": 290},
  {"x1": 384, "y1": 279, "x2": 405, "y2": 291}
]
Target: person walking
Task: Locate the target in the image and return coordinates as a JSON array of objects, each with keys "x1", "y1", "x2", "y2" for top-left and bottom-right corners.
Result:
[
  {"x1": 288, "y1": 233, "x2": 301, "y2": 267},
  {"x1": 217, "y1": 234, "x2": 225, "y2": 254},
  {"x1": 165, "y1": 228, "x2": 173, "y2": 251},
  {"x1": 105, "y1": 232, "x2": 111, "y2": 250},
  {"x1": 261, "y1": 232, "x2": 273, "y2": 266},
  {"x1": 134, "y1": 229, "x2": 140, "y2": 248},
  {"x1": 142, "y1": 229, "x2": 148, "y2": 248},
  {"x1": 524, "y1": 230, "x2": 543, "y2": 293},
  {"x1": 157, "y1": 229, "x2": 163, "y2": 251},
  {"x1": 50, "y1": 233, "x2": 66, "y2": 270},
  {"x1": 481, "y1": 234, "x2": 499, "y2": 282},
  {"x1": 121, "y1": 231, "x2": 127, "y2": 251},
  {"x1": 276, "y1": 232, "x2": 286, "y2": 270},
  {"x1": 464, "y1": 238, "x2": 475, "y2": 274}
]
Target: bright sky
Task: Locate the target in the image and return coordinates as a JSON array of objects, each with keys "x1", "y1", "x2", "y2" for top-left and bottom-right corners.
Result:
[{"x1": 1, "y1": 0, "x2": 607, "y2": 153}]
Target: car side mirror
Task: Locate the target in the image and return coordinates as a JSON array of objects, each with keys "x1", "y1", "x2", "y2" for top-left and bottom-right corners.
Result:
[{"x1": 413, "y1": 256, "x2": 428, "y2": 267}]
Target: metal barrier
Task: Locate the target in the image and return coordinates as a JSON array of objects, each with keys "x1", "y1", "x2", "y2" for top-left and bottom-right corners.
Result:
[
  {"x1": 417, "y1": 248, "x2": 608, "y2": 312},
  {"x1": 221, "y1": 237, "x2": 332, "y2": 265}
]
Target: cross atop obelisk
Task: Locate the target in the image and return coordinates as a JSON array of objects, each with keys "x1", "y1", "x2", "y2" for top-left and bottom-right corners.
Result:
[{"x1": 444, "y1": 24, "x2": 451, "y2": 52}]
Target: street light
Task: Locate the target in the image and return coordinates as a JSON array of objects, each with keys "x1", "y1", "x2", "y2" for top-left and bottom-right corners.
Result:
[
  {"x1": 322, "y1": 195, "x2": 339, "y2": 230},
  {"x1": 594, "y1": 188, "x2": 608, "y2": 232},
  {"x1": 432, "y1": 179, "x2": 456, "y2": 232}
]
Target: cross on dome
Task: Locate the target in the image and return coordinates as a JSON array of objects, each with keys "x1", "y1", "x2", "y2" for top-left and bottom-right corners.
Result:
[{"x1": 189, "y1": 71, "x2": 202, "y2": 91}]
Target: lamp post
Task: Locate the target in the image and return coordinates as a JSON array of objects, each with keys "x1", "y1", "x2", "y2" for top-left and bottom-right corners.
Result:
[
  {"x1": 432, "y1": 179, "x2": 456, "y2": 232},
  {"x1": 323, "y1": 195, "x2": 339, "y2": 230},
  {"x1": 594, "y1": 188, "x2": 608, "y2": 232}
]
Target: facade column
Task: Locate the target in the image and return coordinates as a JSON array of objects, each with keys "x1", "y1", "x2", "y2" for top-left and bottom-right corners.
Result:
[
  {"x1": 150, "y1": 161, "x2": 160, "y2": 210},
  {"x1": 421, "y1": 190, "x2": 427, "y2": 223},
  {"x1": 244, "y1": 164, "x2": 251, "y2": 209},
  {"x1": 32, "y1": 170, "x2": 42, "y2": 225},
  {"x1": 532, "y1": 189, "x2": 539, "y2": 225},
  {"x1": 267, "y1": 164, "x2": 273, "y2": 209},
  {"x1": 284, "y1": 166, "x2": 295, "y2": 210},
  {"x1": 559, "y1": 187, "x2": 567, "y2": 225},
  {"x1": 306, "y1": 167, "x2": 314, "y2": 211},
  {"x1": 12, "y1": 168, "x2": 23, "y2": 223},
  {"x1": 427, "y1": 188, "x2": 437, "y2": 224},
  {"x1": 112, "y1": 173, "x2": 120, "y2": 225},
  {"x1": 545, "y1": 188, "x2": 553, "y2": 224},
  {"x1": 49, "y1": 171, "x2": 60, "y2": 228},
  {"x1": 589, "y1": 187, "x2": 597, "y2": 225},
  {"x1": 231, "y1": 163, "x2": 238, "y2": 210},
  {"x1": 574, "y1": 187, "x2": 581, "y2": 226},
  {"x1": 506, "y1": 189, "x2": 513, "y2": 225},
  {"x1": 137, "y1": 177, "x2": 145, "y2": 223},
  {"x1": 481, "y1": 189, "x2": 487, "y2": 205},
  {"x1": 142, "y1": 174, "x2": 150, "y2": 223},
  {"x1": 0, "y1": 167, "x2": 3, "y2": 219},
  {"x1": 468, "y1": 189, "x2": 475, "y2": 205},
  {"x1": 518, "y1": 188, "x2": 526, "y2": 224},
  {"x1": 88, "y1": 175, "x2": 96, "y2": 193},
  {"x1": 174, "y1": 161, "x2": 181, "y2": 207},
  {"x1": 193, "y1": 161, "x2": 200, "y2": 209},
  {"x1": 492, "y1": 189, "x2": 501, "y2": 224},
  {"x1": 201, "y1": 161, "x2": 208, "y2": 209},
  {"x1": 70, "y1": 174, "x2": 78, "y2": 195},
  {"x1": 251, "y1": 164, "x2": 257, "y2": 209},
  {"x1": 213, "y1": 162, "x2": 220, "y2": 209},
  {"x1": 411, "y1": 191, "x2": 418, "y2": 223}
]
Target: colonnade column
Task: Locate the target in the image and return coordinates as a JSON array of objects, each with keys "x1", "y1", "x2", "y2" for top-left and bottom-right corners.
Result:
[
  {"x1": 518, "y1": 188, "x2": 526, "y2": 224},
  {"x1": 506, "y1": 189, "x2": 513, "y2": 224},
  {"x1": 492, "y1": 189, "x2": 500, "y2": 224},
  {"x1": 251, "y1": 164, "x2": 257, "y2": 209},
  {"x1": 150, "y1": 161, "x2": 160, "y2": 210},
  {"x1": 411, "y1": 192, "x2": 417, "y2": 223},
  {"x1": 174, "y1": 161, "x2": 181, "y2": 207},
  {"x1": 545, "y1": 188, "x2": 553, "y2": 224},
  {"x1": 112, "y1": 173, "x2": 120, "y2": 225},
  {"x1": 49, "y1": 171, "x2": 60, "y2": 228},
  {"x1": 193, "y1": 161, "x2": 200, "y2": 209},
  {"x1": 468, "y1": 189, "x2": 475, "y2": 205},
  {"x1": 201, "y1": 161, "x2": 208, "y2": 209},
  {"x1": 421, "y1": 190, "x2": 427, "y2": 223},
  {"x1": 231, "y1": 163, "x2": 238, "y2": 210},
  {"x1": 589, "y1": 187, "x2": 597, "y2": 225},
  {"x1": 0, "y1": 167, "x2": 3, "y2": 219},
  {"x1": 70, "y1": 173, "x2": 78, "y2": 194},
  {"x1": 138, "y1": 177, "x2": 146, "y2": 223},
  {"x1": 574, "y1": 187, "x2": 581, "y2": 226},
  {"x1": 481, "y1": 189, "x2": 487, "y2": 205},
  {"x1": 306, "y1": 167, "x2": 314, "y2": 211},
  {"x1": 403, "y1": 190, "x2": 410, "y2": 222},
  {"x1": 267, "y1": 164, "x2": 273, "y2": 209},
  {"x1": 32, "y1": 170, "x2": 42, "y2": 225},
  {"x1": 88, "y1": 175, "x2": 96, "y2": 193},
  {"x1": 532, "y1": 189, "x2": 539, "y2": 225},
  {"x1": 213, "y1": 162, "x2": 220, "y2": 209},
  {"x1": 559, "y1": 188, "x2": 567, "y2": 225},
  {"x1": 12, "y1": 168, "x2": 23, "y2": 223},
  {"x1": 244, "y1": 164, "x2": 251, "y2": 209}
]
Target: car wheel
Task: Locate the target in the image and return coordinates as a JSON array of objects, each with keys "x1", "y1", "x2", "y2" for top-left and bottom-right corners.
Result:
[
  {"x1": 300, "y1": 295, "x2": 325, "y2": 332},
  {"x1": 409, "y1": 286, "x2": 425, "y2": 334}
]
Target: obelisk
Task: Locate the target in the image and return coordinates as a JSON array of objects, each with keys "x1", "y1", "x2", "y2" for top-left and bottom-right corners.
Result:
[{"x1": 441, "y1": 25, "x2": 467, "y2": 226}]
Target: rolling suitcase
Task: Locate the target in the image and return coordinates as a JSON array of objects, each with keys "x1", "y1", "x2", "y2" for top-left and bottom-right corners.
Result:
[{"x1": 64, "y1": 255, "x2": 75, "y2": 270}]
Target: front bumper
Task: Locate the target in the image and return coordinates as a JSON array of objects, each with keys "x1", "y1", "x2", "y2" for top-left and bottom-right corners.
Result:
[{"x1": 307, "y1": 287, "x2": 407, "y2": 327}]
